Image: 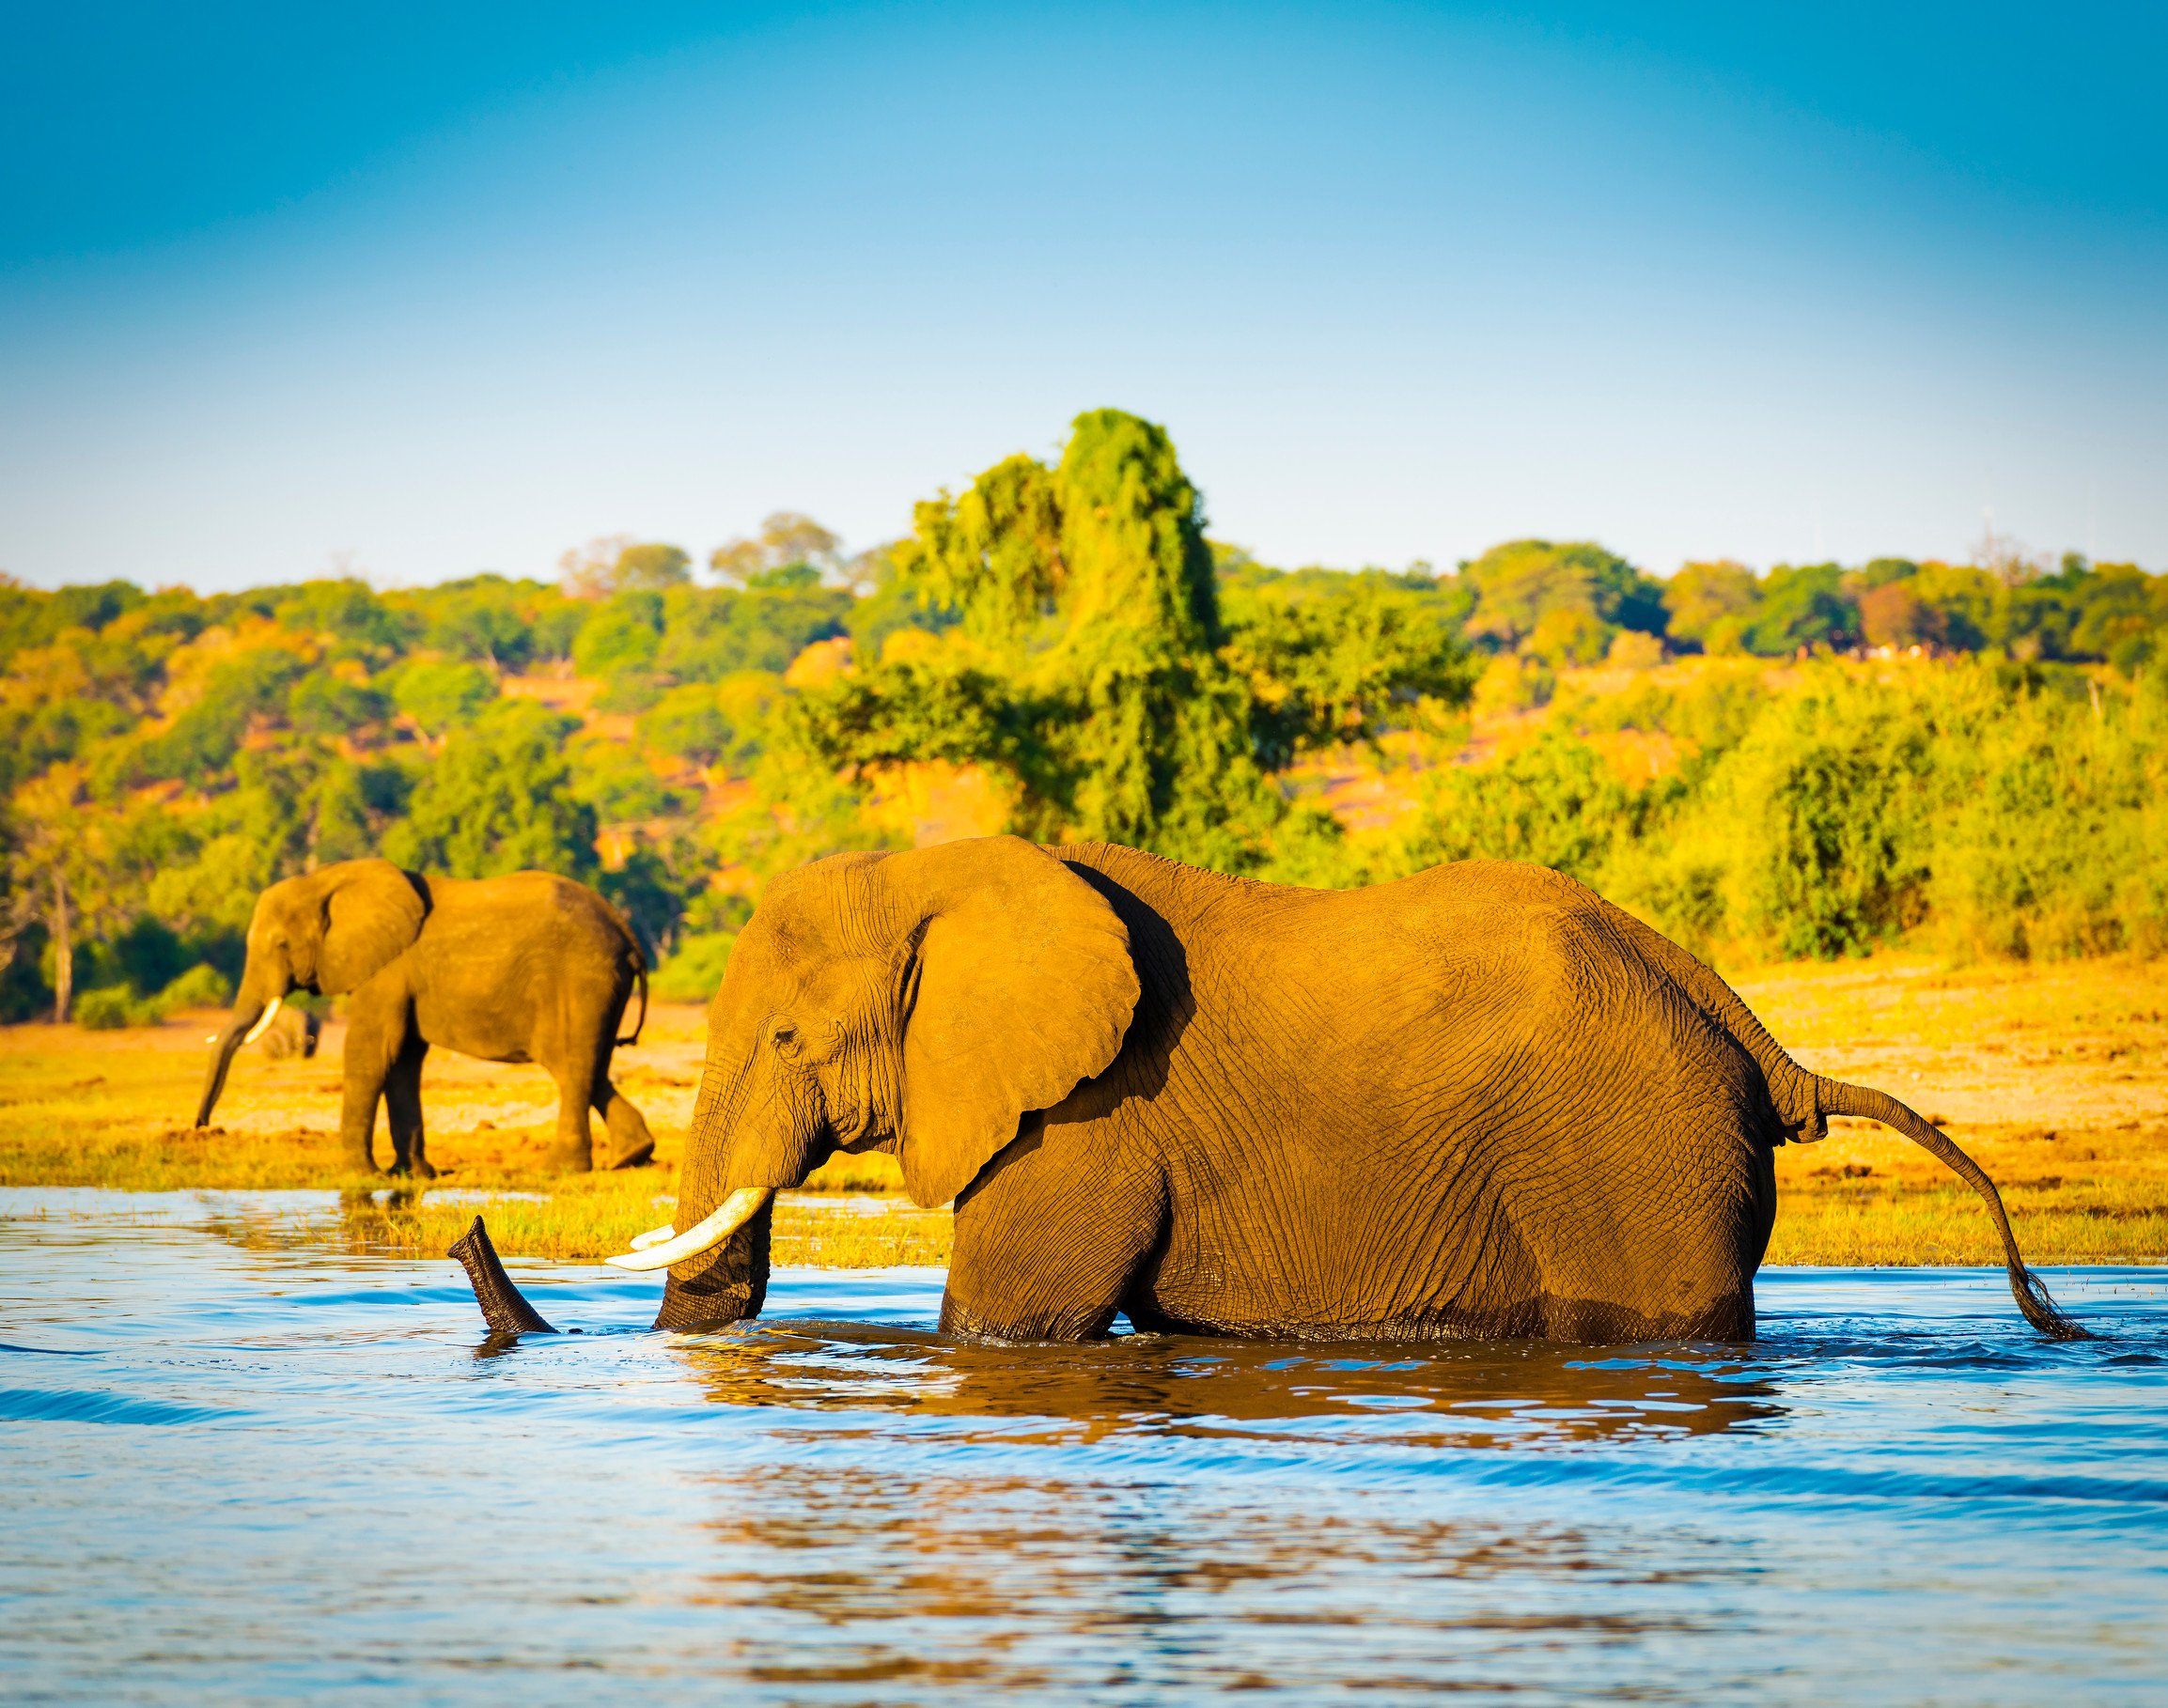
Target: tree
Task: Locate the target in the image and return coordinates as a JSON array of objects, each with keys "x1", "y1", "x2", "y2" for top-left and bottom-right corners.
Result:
[
  {"x1": 1662, "y1": 561, "x2": 1761, "y2": 653},
  {"x1": 4, "y1": 764, "x2": 161, "y2": 1021},
  {"x1": 388, "y1": 660, "x2": 495, "y2": 744},
  {"x1": 1741, "y1": 564, "x2": 1857, "y2": 655},
  {"x1": 382, "y1": 701, "x2": 599, "y2": 880},
  {"x1": 709, "y1": 513, "x2": 841, "y2": 585},
  {"x1": 1217, "y1": 566, "x2": 1475, "y2": 769},
  {"x1": 571, "y1": 590, "x2": 665, "y2": 678},
  {"x1": 558, "y1": 536, "x2": 692, "y2": 599},
  {"x1": 7, "y1": 766, "x2": 90, "y2": 1019},
  {"x1": 786, "y1": 409, "x2": 1473, "y2": 877},
  {"x1": 1461, "y1": 540, "x2": 1661, "y2": 652},
  {"x1": 1859, "y1": 582, "x2": 1944, "y2": 650}
]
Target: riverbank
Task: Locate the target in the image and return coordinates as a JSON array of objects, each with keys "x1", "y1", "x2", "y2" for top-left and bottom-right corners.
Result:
[{"x1": 2, "y1": 952, "x2": 2163, "y2": 1267}]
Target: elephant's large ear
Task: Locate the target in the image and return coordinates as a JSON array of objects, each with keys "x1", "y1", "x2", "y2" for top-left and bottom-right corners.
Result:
[
  {"x1": 316, "y1": 860, "x2": 429, "y2": 995},
  {"x1": 880, "y1": 836, "x2": 1139, "y2": 1209}
]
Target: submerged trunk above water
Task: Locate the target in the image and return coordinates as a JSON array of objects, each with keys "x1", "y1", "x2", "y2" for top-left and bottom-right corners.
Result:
[{"x1": 448, "y1": 1219, "x2": 559, "y2": 1336}]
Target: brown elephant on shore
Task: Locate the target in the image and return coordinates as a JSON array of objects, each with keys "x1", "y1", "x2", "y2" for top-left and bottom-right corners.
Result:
[
  {"x1": 195, "y1": 859, "x2": 654, "y2": 1175},
  {"x1": 594, "y1": 836, "x2": 2082, "y2": 1344}
]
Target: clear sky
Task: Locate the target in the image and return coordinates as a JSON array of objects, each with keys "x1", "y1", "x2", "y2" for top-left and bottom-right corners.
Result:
[{"x1": 3, "y1": 2, "x2": 2161, "y2": 593}]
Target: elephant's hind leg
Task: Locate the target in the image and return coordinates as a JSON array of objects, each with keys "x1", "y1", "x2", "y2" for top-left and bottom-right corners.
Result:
[{"x1": 593, "y1": 1078, "x2": 656, "y2": 1171}]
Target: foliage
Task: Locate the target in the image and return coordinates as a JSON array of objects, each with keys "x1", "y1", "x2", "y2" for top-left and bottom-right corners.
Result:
[
  {"x1": 572, "y1": 589, "x2": 665, "y2": 678},
  {"x1": 382, "y1": 701, "x2": 598, "y2": 881},
  {"x1": 387, "y1": 660, "x2": 494, "y2": 739},
  {"x1": 652, "y1": 583, "x2": 850, "y2": 682},
  {"x1": 569, "y1": 733, "x2": 686, "y2": 822},
  {"x1": 2, "y1": 414, "x2": 2164, "y2": 1015},
  {"x1": 652, "y1": 930, "x2": 736, "y2": 1002},
  {"x1": 786, "y1": 410, "x2": 1473, "y2": 876},
  {"x1": 709, "y1": 512, "x2": 840, "y2": 585},
  {"x1": 1600, "y1": 661, "x2": 2167, "y2": 961},
  {"x1": 1461, "y1": 539, "x2": 1666, "y2": 654},
  {"x1": 1398, "y1": 731, "x2": 1660, "y2": 885}
]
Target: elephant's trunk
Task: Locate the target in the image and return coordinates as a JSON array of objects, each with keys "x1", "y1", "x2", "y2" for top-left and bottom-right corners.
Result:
[
  {"x1": 448, "y1": 1218, "x2": 558, "y2": 1336},
  {"x1": 652, "y1": 1195, "x2": 775, "y2": 1329},
  {"x1": 195, "y1": 988, "x2": 283, "y2": 1128}
]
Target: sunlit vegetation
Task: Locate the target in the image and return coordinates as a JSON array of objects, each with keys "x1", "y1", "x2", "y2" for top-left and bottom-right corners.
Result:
[{"x1": 3, "y1": 408, "x2": 2164, "y2": 1268}]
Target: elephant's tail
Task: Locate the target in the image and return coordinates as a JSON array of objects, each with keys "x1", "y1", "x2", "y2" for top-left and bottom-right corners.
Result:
[
  {"x1": 617, "y1": 961, "x2": 647, "y2": 1047},
  {"x1": 1813, "y1": 1076, "x2": 2091, "y2": 1342}
]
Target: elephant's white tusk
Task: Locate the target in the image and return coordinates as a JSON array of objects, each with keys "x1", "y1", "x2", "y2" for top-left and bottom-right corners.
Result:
[
  {"x1": 628, "y1": 1222, "x2": 678, "y2": 1250},
  {"x1": 605, "y1": 1188, "x2": 773, "y2": 1271},
  {"x1": 240, "y1": 997, "x2": 283, "y2": 1046}
]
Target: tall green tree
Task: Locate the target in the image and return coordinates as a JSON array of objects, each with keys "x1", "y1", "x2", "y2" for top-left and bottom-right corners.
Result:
[
  {"x1": 382, "y1": 701, "x2": 599, "y2": 880},
  {"x1": 787, "y1": 410, "x2": 1472, "y2": 876}
]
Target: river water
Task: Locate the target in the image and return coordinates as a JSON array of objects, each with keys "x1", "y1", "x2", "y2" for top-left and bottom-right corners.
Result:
[{"x1": 2, "y1": 1188, "x2": 2162, "y2": 1705}]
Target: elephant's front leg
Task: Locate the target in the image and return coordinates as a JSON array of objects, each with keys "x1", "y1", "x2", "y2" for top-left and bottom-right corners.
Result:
[
  {"x1": 546, "y1": 1048, "x2": 599, "y2": 1172},
  {"x1": 383, "y1": 1032, "x2": 435, "y2": 1179},
  {"x1": 338, "y1": 982, "x2": 411, "y2": 1174},
  {"x1": 941, "y1": 1123, "x2": 1164, "y2": 1343}
]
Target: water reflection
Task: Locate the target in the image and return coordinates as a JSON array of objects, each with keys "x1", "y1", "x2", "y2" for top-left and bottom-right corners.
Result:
[
  {"x1": 673, "y1": 1319, "x2": 1785, "y2": 1450},
  {"x1": 7, "y1": 1191, "x2": 2166, "y2": 1707},
  {"x1": 689, "y1": 1464, "x2": 1753, "y2": 1699}
]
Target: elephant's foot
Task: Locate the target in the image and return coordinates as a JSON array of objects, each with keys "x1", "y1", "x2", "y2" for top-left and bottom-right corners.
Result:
[
  {"x1": 390, "y1": 1155, "x2": 439, "y2": 1181},
  {"x1": 600, "y1": 1137, "x2": 656, "y2": 1171},
  {"x1": 342, "y1": 1146, "x2": 382, "y2": 1176},
  {"x1": 545, "y1": 1141, "x2": 594, "y2": 1173}
]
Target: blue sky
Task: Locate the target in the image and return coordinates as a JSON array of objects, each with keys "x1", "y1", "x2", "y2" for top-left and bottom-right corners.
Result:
[{"x1": 3, "y1": 2, "x2": 2161, "y2": 592}]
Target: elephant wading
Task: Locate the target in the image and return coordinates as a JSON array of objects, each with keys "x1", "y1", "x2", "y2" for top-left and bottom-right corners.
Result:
[
  {"x1": 196, "y1": 859, "x2": 656, "y2": 1175},
  {"x1": 587, "y1": 836, "x2": 2082, "y2": 1344}
]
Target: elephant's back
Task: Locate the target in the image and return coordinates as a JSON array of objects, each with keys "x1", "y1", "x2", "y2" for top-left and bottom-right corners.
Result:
[
  {"x1": 1099, "y1": 850, "x2": 1778, "y2": 1338},
  {"x1": 412, "y1": 872, "x2": 643, "y2": 1045}
]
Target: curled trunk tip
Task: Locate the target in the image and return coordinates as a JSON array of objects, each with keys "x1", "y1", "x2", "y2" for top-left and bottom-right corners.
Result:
[{"x1": 448, "y1": 1217, "x2": 558, "y2": 1336}]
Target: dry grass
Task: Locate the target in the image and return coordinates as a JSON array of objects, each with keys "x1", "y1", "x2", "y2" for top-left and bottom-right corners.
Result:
[
  {"x1": 1739, "y1": 953, "x2": 2168, "y2": 1265},
  {"x1": 0, "y1": 1002, "x2": 944, "y2": 1266},
  {"x1": 4, "y1": 952, "x2": 2164, "y2": 1270}
]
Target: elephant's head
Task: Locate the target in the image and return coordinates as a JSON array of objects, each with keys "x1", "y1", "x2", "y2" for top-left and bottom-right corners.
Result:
[
  {"x1": 614, "y1": 835, "x2": 1140, "y2": 1328},
  {"x1": 194, "y1": 859, "x2": 429, "y2": 1128}
]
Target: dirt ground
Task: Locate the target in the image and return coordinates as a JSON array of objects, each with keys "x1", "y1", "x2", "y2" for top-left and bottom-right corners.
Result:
[{"x1": 2, "y1": 951, "x2": 2163, "y2": 1267}]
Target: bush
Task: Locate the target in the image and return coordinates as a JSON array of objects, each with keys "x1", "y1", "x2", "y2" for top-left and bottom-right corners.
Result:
[
  {"x1": 388, "y1": 660, "x2": 495, "y2": 738},
  {"x1": 72, "y1": 987, "x2": 140, "y2": 1030},
  {"x1": 652, "y1": 931, "x2": 737, "y2": 1002},
  {"x1": 1398, "y1": 730, "x2": 1651, "y2": 885},
  {"x1": 160, "y1": 963, "x2": 233, "y2": 1009}
]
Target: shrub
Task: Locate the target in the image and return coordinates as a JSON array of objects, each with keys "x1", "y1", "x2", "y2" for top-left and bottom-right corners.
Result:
[
  {"x1": 653, "y1": 931, "x2": 737, "y2": 1003},
  {"x1": 160, "y1": 963, "x2": 233, "y2": 1008},
  {"x1": 72, "y1": 987, "x2": 139, "y2": 1030}
]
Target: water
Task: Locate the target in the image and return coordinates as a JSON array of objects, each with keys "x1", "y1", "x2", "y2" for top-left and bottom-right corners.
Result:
[{"x1": 3, "y1": 1188, "x2": 2163, "y2": 1705}]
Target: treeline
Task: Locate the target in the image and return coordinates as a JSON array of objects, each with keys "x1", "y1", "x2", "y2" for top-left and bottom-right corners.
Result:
[{"x1": 3, "y1": 408, "x2": 2164, "y2": 1024}]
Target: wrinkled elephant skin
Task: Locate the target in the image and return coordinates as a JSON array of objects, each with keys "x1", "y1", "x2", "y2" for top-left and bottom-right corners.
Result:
[{"x1": 629, "y1": 837, "x2": 2082, "y2": 1345}]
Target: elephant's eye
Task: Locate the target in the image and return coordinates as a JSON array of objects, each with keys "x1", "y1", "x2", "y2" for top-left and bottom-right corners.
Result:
[{"x1": 771, "y1": 1023, "x2": 802, "y2": 1060}]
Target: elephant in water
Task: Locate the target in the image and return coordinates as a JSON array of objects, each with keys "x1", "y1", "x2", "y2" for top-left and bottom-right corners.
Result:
[
  {"x1": 196, "y1": 859, "x2": 656, "y2": 1176},
  {"x1": 514, "y1": 836, "x2": 2078, "y2": 1344}
]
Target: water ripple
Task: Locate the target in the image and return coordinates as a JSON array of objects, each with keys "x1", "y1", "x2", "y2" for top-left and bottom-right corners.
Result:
[{"x1": 1, "y1": 1187, "x2": 2162, "y2": 1706}]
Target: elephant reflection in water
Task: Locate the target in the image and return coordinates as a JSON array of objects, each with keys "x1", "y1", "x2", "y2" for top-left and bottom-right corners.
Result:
[
  {"x1": 663, "y1": 1323, "x2": 1786, "y2": 1451},
  {"x1": 197, "y1": 859, "x2": 656, "y2": 1174},
  {"x1": 677, "y1": 1456, "x2": 1755, "y2": 1696}
]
